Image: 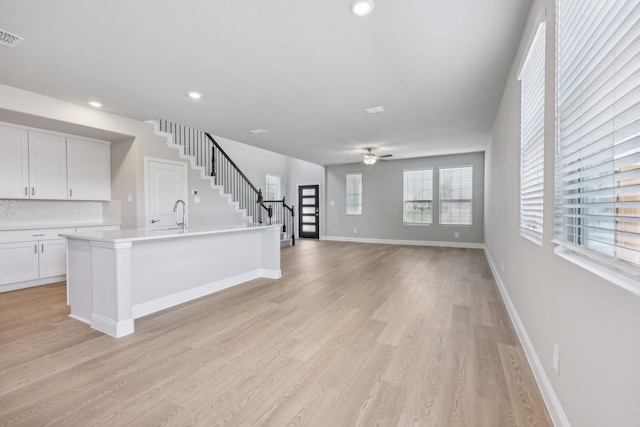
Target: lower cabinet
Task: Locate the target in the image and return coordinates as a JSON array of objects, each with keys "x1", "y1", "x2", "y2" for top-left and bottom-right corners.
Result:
[
  {"x1": 39, "y1": 239, "x2": 67, "y2": 278},
  {"x1": 0, "y1": 239, "x2": 67, "y2": 285},
  {"x1": 0, "y1": 241, "x2": 39, "y2": 284},
  {"x1": 0, "y1": 225, "x2": 120, "y2": 291}
]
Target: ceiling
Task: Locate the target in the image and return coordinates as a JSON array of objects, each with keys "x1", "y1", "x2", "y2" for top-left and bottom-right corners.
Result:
[{"x1": 0, "y1": 0, "x2": 531, "y2": 165}]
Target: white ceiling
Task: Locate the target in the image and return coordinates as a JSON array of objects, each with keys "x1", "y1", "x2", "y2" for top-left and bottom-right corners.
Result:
[{"x1": 0, "y1": 0, "x2": 531, "y2": 165}]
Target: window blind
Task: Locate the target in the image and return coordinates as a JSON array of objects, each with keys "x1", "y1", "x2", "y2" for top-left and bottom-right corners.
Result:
[
  {"x1": 439, "y1": 166, "x2": 473, "y2": 225},
  {"x1": 403, "y1": 169, "x2": 433, "y2": 224},
  {"x1": 556, "y1": 0, "x2": 640, "y2": 272},
  {"x1": 520, "y1": 22, "x2": 546, "y2": 236},
  {"x1": 346, "y1": 173, "x2": 362, "y2": 215}
]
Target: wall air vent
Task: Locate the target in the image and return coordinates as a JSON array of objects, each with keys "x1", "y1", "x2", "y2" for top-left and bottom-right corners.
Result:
[{"x1": 0, "y1": 29, "x2": 24, "y2": 48}]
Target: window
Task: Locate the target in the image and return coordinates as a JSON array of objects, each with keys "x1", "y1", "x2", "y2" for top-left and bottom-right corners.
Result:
[
  {"x1": 439, "y1": 166, "x2": 473, "y2": 225},
  {"x1": 265, "y1": 174, "x2": 281, "y2": 200},
  {"x1": 555, "y1": 0, "x2": 640, "y2": 278},
  {"x1": 403, "y1": 169, "x2": 433, "y2": 224},
  {"x1": 520, "y1": 21, "x2": 546, "y2": 239},
  {"x1": 346, "y1": 173, "x2": 362, "y2": 215}
]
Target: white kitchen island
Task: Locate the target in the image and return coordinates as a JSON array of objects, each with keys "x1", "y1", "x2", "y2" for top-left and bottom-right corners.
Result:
[{"x1": 61, "y1": 224, "x2": 281, "y2": 338}]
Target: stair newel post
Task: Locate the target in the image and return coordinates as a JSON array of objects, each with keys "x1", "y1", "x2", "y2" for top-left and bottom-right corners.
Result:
[
  {"x1": 257, "y1": 189, "x2": 264, "y2": 224},
  {"x1": 211, "y1": 143, "x2": 218, "y2": 180}
]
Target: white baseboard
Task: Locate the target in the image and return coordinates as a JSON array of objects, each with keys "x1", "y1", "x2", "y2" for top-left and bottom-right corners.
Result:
[
  {"x1": 131, "y1": 269, "x2": 265, "y2": 319},
  {"x1": 0, "y1": 275, "x2": 66, "y2": 293},
  {"x1": 483, "y1": 247, "x2": 571, "y2": 427},
  {"x1": 68, "y1": 313, "x2": 90, "y2": 325},
  {"x1": 322, "y1": 235, "x2": 484, "y2": 249},
  {"x1": 90, "y1": 313, "x2": 134, "y2": 338}
]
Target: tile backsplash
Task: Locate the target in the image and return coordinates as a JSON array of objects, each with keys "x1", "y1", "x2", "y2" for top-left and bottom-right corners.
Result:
[{"x1": 0, "y1": 200, "x2": 106, "y2": 226}]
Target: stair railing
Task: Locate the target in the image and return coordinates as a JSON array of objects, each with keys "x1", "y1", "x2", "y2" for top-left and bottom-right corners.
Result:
[
  {"x1": 263, "y1": 197, "x2": 296, "y2": 245},
  {"x1": 155, "y1": 120, "x2": 272, "y2": 224},
  {"x1": 204, "y1": 132, "x2": 274, "y2": 224}
]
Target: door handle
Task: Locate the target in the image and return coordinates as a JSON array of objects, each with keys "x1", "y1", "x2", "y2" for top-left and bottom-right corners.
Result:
[{"x1": 151, "y1": 219, "x2": 160, "y2": 223}]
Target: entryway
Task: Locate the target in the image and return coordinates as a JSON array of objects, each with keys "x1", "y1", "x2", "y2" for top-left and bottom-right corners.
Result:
[{"x1": 298, "y1": 184, "x2": 319, "y2": 239}]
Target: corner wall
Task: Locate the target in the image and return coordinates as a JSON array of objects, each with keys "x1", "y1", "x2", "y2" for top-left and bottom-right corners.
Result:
[{"x1": 485, "y1": 1, "x2": 640, "y2": 426}]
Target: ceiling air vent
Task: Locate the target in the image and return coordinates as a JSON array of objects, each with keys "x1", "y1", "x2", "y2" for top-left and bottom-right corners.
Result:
[{"x1": 0, "y1": 29, "x2": 24, "y2": 48}]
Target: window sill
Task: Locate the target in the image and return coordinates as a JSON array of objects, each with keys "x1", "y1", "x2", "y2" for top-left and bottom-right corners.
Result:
[
  {"x1": 520, "y1": 229, "x2": 543, "y2": 246},
  {"x1": 554, "y1": 246, "x2": 640, "y2": 296}
]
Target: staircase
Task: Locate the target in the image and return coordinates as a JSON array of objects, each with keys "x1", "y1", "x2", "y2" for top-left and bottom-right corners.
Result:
[{"x1": 149, "y1": 120, "x2": 295, "y2": 246}]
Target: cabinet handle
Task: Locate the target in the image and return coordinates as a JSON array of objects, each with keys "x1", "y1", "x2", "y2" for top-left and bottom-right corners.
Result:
[
  {"x1": 31, "y1": 187, "x2": 34, "y2": 196},
  {"x1": 69, "y1": 189, "x2": 73, "y2": 198},
  {"x1": 32, "y1": 234, "x2": 45, "y2": 237},
  {"x1": 34, "y1": 244, "x2": 37, "y2": 254},
  {"x1": 24, "y1": 187, "x2": 28, "y2": 196},
  {"x1": 41, "y1": 244, "x2": 44, "y2": 252}
]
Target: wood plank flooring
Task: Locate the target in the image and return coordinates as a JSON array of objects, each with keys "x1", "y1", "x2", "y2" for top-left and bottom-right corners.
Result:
[{"x1": 0, "y1": 239, "x2": 552, "y2": 426}]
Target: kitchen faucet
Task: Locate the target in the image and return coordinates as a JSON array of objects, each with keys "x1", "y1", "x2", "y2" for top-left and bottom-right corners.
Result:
[{"x1": 173, "y1": 199, "x2": 187, "y2": 232}]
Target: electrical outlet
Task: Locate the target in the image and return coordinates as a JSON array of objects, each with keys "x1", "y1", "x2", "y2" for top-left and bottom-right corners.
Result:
[
  {"x1": 553, "y1": 343, "x2": 560, "y2": 375},
  {"x1": 354, "y1": 228, "x2": 358, "y2": 234},
  {"x1": 454, "y1": 232, "x2": 459, "y2": 238}
]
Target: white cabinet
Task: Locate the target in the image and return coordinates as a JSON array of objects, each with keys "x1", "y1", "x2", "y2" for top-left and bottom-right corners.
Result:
[
  {"x1": 0, "y1": 124, "x2": 111, "y2": 201},
  {"x1": 67, "y1": 138, "x2": 111, "y2": 201},
  {"x1": 39, "y1": 239, "x2": 67, "y2": 278},
  {"x1": 28, "y1": 132, "x2": 68, "y2": 200},
  {"x1": 0, "y1": 125, "x2": 29, "y2": 199},
  {"x1": 0, "y1": 241, "x2": 39, "y2": 284},
  {"x1": 0, "y1": 227, "x2": 75, "y2": 288}
]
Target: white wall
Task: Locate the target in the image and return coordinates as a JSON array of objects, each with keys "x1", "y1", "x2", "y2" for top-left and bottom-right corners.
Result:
[
  {"x1": 485, "y1": 1, "x2": 640, "y2": 426},
  {"x1": 325, "y1": 152, "x2": 484, "y2": 245}
]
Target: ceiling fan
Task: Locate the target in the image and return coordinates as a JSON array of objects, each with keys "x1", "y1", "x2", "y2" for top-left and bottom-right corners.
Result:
[{"x1": 363, "y1": 147, "x2": 392, "y2": 165}]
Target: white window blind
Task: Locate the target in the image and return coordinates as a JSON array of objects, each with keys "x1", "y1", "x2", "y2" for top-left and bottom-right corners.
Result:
[
  {"x1": 520, "y1": 21, "x2": 546, "y2": 237},
  {"x1": 439, "y1": 166, "x2": 473, "y2": 225},
  {"x1": 403, "y1": 169, "x2": 433, "y2": 224},
  {"x1": 265, "y1": 174, "x2": 281, "y2": 200},
  {"x1": 556, "y1": 0, "x2": 640, "y2": 273},
  {"x1": 346, "y1": 173, "x2": 362, "y2": 215}
]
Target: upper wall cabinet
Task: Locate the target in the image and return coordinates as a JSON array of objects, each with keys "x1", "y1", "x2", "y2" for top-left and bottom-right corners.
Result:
[
  {"x1": 67, "y1": 138, "x2": 111, "y2": 201},
  {"x1": 0, "y1": 124, "x2": 111, "y2": 201},
  {"x1": 28, "y1": 132, "x2": 68, "y2": 200},
  {"x1": 0, "y1": 125, "x2": 29, "y2": 199}
]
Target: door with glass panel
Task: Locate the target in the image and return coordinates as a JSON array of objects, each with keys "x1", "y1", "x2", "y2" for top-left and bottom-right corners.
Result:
[{"x1": 298, "y1": 185, "x2": 319, "y2": 239}]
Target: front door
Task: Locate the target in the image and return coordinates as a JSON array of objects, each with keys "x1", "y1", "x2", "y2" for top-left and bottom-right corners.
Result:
[
  {"x1": 298, "y1": 185, "x2": 319, "y2": 239},
  {"x1": 146, "y1": 158, "x2": 188, "y2": 228}
]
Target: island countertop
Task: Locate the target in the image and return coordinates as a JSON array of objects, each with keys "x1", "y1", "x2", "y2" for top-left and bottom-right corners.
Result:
[
  {"x1": 60, "y1": 223, "x2": 280, "y2": 243},
  {"x1": 64, "y1": 222, "x2": 282, "y2": 338}
]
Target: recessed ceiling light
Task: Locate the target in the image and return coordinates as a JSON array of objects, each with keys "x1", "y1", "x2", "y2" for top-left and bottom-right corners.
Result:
[
  {"x1": 351, "y1": 0, "x2": 374, "y2": 16},
  {"x1": 365, "y1": 105, "x2": 385, "y2": 114},
  {"x1": 188, "y1": 91, "x2": 203, "y2": 99},
  {"x1": 249, "y1": 128, "x2": 268, "y2": 134},
  {"x1": 88, "y1": 101, "x2": 103, "y2": 108}
]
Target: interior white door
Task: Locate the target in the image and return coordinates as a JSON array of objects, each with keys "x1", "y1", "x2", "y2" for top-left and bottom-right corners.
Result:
[{"x1": 146, "y1": 159, "x2": 187, "y2": 229}]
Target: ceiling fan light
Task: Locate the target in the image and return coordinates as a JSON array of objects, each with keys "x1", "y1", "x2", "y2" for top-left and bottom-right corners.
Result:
[
  {"x1": 351, "y1": 0, "x2": 374, "y2": 16},
  {"x1": 363, "y1": 155, "x2": 377, "y2": 165}
]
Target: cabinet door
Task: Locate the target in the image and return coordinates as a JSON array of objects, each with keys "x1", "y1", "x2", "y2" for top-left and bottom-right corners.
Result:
[
  {"x1": 28, "y1": 132, "x2": 68, "y2": 200},
  {"x1": 0, "y1": 241, "x2": 39, "y2": 285},
  {"x1": 67, "y1": 138, "x2": 111, "y2": 200},
  {"x1": 39, "y1": 239, "x2": 67, "y2": 278},
  {"x1": 0, "y1": 125, "x2": 29, "y2": 199}
]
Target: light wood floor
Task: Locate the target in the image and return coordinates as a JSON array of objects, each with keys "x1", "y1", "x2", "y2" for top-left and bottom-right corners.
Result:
[{"x1": 0, "y1": 240, "x2": 552, "y2": 426}]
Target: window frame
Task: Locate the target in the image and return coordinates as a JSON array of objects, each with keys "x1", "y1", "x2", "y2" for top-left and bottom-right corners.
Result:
[
  {"x1": 554, "y1": 0, "x2": 640, "y2": 293},
  {"x1": 519, "y1": 20, "x2": 546, "y2": 245},
  {"x1": 402, "y1": 168, "x2": 434, "y2": 225},
  {"x1": 345, "y1": 172, "x2": 362, "y2": 215},
  {"x1": 439, "y1": 166, "x2": 473, "y2": 226},
  {"x1": 264, "y1": 174, "x2": 281, "y2": 201}
]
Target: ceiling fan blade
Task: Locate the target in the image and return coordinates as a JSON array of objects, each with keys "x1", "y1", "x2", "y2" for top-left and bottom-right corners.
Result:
[{"x1": 378, "y1": 154, "x2": 393, "y2": 158}]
